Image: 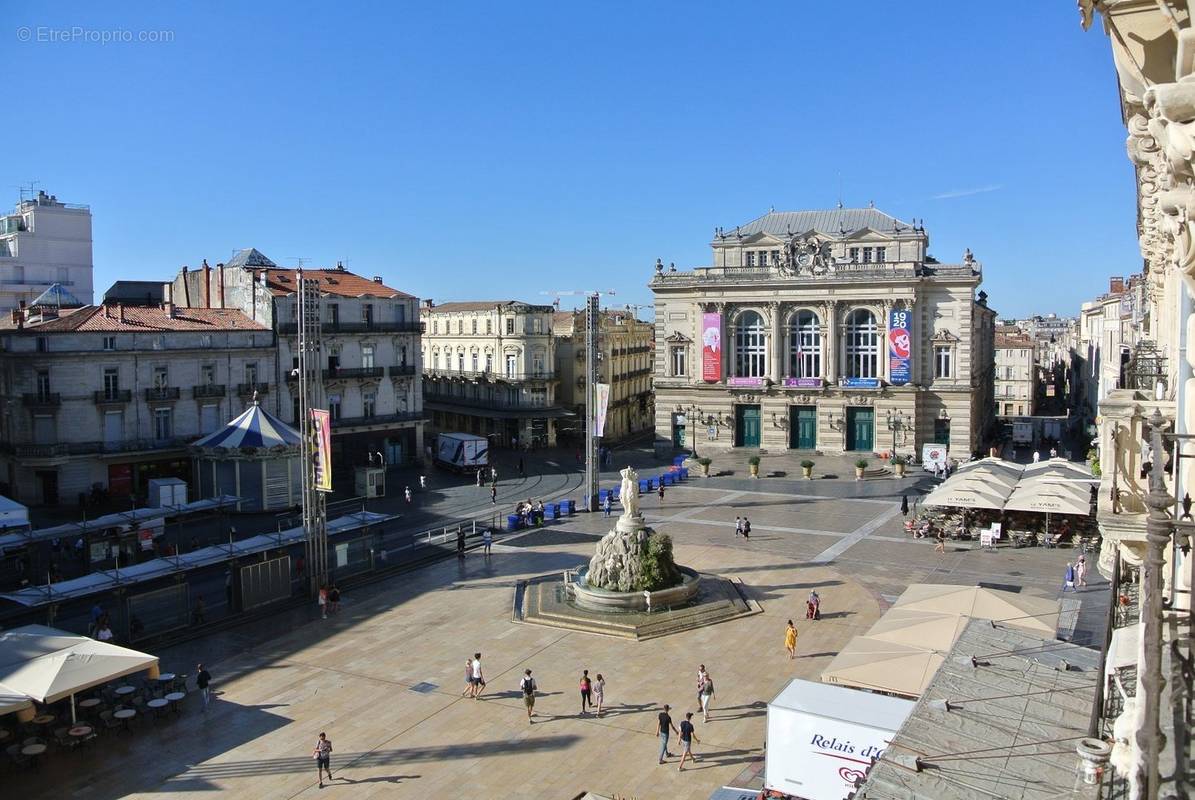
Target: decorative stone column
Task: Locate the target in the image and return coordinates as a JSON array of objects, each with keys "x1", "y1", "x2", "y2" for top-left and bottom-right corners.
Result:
[
  {"x1": 823, "y1": 301, "x2": 837, "y2": 383},
  {"x1": 880, "y1": 300, "x2": 893, "y2": 383},
  {"x1": 768, "y1": 302, "x2": 782, "y2": 384}
]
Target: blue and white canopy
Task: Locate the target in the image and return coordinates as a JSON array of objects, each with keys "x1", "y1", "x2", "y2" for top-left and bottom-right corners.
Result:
[{"x1": 193, "y1": 402, "x2": 301, "y2": 450}]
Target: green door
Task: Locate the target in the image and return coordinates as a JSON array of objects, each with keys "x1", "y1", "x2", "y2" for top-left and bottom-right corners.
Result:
[
  {"x1": 734, "y1": 405, "x2": 761, "y2": 448},
  {"x1": 846, "y1": 408, "x2": 874, "y2": 451},
  {"x1": 789, "y1": 406, "x2": 817, "y2": 450}
]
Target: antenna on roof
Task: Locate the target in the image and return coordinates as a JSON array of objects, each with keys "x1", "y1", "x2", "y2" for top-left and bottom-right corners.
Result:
[
  {"x1": 836, "y1": 171, "x2": 843, "y2": 209},
  {"x1": 769, "y1": 204, "x2": 775, "y2": 213},
  {"x1": 288, "y1": 257, "x2": 309, "y2": 269}
]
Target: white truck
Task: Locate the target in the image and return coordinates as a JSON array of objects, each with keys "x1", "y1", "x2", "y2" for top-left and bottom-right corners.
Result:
[
  {"x1": 766, "y1": 679, "x2": 914, "y2": 800},
  {"x1": 1012, "y1": 419, "x2": 1035, "y2": 448},
  {"x1": 434, "y1": 433, "x2": 489, "y2": 472}
]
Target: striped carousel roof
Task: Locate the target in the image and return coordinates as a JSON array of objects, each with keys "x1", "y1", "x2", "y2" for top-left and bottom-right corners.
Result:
[{"x1": 193, "y1": 400, "x2": 302, "y2": 450}]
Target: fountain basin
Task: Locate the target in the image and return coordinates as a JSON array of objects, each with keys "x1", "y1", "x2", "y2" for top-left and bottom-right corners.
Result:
[{"x1": 572, "y1": 566, "x2": 702, "y2": 613}]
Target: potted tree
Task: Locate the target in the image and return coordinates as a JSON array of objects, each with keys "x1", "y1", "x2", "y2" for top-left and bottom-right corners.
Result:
[
  {"x1": 697, "y1": 457, "x2": 712, "y2": 477},
  {"x1": 890, "y1": 454, "x2": 907, "y2": 478},
  {"x1": 801, "y1": 459, "x2": 815, "y2": 480},
  {"x1": 748, "y1": 455, "x2": 761, "y2": 478},
  {"x1": 854, "y1": 458, "x2": 869, "y2": 480}
]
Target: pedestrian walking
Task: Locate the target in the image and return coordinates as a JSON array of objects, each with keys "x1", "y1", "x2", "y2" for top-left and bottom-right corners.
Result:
[
  {"x1": 1033, "y1": 450, "x2": 1041, "y2": 463},
  {"x1": 518, "y1": 457, "x2": 525, "y2": 478},
  {"x1": 328, "y1": 583, "x2": 340, "y2": 614},
  {"x1": 477, "y1": 468, "x2": 484, "y2": 488},
  {"x1": 806, "y1": 590, "x2": 821, "y2": 620},
  {"x1": 312, "y1": 732, "x2": 333, "y2": 788},
  {"x1": 196, "y1": 663, "x2": 212, "y2": 711},
  {"x1": 593, "y1": 673, "x2": 605, "y2": 717},
  {"x1": 520, "y1": 669, "x2": 537, "y2": 723},
  {"x1": 404, "y1": 486, "x2": 412, "y2": 505},
  {"x1": 1076, "y1": 555, "x2": 1088, "y2": 588},
  {"x1": 695, "y1": 665, "x2": 708, "y2": 707},
  {"x1": 734, "y1": 516, "x2": 743, "y2": 537},
  {"x1": 658, "y1": 482, "x2": 665, "y2": 502},
  {"x1": 192, "y1": 595, "x2": 207, "y2": 625},
  {"x1": 470, "y1": 652, "x2": 486, "y2": 698},
  {"x1": 482, "y1": 527, "x2": 493, "y2": 555},
  {"x1": 934, "y1": 527, "x2": 946, "y2": 554},
  {"x1": 457, "y1": 528, "x2": 466, "y2": 558},
  {"x1": 742, "y1": 516, "x2": 751, "y2": 539},
  {"x1": 900, "y1": 494, "x2": 909, "y2": 517},
  {"x1": 656, "y1": 703, "x2": 679, "y2": 764},
  {"x1": 461, "y1": 659, "x2": 474, "y2": 697},
  {"x1": 579, "y1": 669, "x2": 592, "y2": 714},
  {"x1": 491, "y1": 485, "x2": 497, "y2": 505},
  {"x1": 699, "y1": 673, "x2": 714, "y2": 722},
  {"x1": 1049, "y1": 447, "x2": 1058, "y2": 459},
  {"x1": 318, "y1": 584, "x2": 328, "y2": 619},
  {"x1": 785, "y1": 619, "x2": 798, "y2": 659},
  {"x1": 491, "y1": 466, "x2": 498, "y2": 482},
  {"x1": 677, "y1": 712, "x2": 700, "y2": 770},
  {"x1": 419, "y1": 474, "x2": 427, "y2": 489},
  {"x1": 603, "y1": 495, "x2": 612, "y2": 518}
]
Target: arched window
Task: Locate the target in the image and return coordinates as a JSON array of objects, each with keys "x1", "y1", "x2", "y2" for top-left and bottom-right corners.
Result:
[
  {"x1": 844, "y1": 309, "x2": 879, "y2": 378},
  {"x1": 734, "y1": 311, "x2": 767, "y2": 377},
  {"x1": 787, "y1": 310, "x2": 821, "y2": 378}
]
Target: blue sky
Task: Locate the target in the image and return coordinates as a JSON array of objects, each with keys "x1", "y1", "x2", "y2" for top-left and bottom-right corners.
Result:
[{"x1": 3, "y1": 1, "x2": 1137, "y2": 317}]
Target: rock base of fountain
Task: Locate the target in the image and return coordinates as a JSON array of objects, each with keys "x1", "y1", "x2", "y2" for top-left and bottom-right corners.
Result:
[{"x1": 572, "y1": 565, "x2": 701, "y2": 612}]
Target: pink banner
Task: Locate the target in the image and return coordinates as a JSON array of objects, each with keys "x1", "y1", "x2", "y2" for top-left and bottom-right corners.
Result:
[{"x1": 701, "y1": 313, "x2": 722, "y2": 382}]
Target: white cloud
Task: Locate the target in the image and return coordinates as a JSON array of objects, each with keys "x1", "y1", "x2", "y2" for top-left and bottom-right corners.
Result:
[{"x1": 931, "y1": 184, "x2": 1003, "y2": 200}]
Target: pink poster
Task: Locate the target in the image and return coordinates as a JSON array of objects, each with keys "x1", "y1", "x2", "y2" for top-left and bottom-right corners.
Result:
[{"x1": 701, "y1": 313, "x2": 722, "y2": 382}]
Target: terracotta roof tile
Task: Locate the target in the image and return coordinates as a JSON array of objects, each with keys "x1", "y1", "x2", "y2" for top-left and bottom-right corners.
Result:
[
  {"x1": 2, "y1": 306, "x2": 270, "y2": 333},
  {"x1": 262, "y1": 268, "x2": 412, "y2": 299}
]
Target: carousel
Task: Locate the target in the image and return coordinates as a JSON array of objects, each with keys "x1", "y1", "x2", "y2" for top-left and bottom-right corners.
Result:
[{"x1": 191, "y1": 397, "x2": 302, "y2": 511}]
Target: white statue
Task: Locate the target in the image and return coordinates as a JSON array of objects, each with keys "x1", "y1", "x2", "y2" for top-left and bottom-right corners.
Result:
[{"x1": 619, "y1": 466, "x2": 640, "y2": 519}]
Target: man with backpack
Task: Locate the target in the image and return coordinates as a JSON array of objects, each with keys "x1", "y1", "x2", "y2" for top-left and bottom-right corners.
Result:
[
  {"x1": 742, "y1": 516, "x2": 751, "y2": 539},
  {"x1": 520, "y1": 669, "x2": 537, "y2": 723}
]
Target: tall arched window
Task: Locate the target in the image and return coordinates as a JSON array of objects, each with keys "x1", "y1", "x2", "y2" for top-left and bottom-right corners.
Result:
[
  {"x1": 787, "y1": 310, "x2": 821, "y2": 378},
  {"x1": 734, "y1": 311, "x2": 767, "y2": 377},
  {"x1": 845, "y1": 309, "x2": 879, "y2": 378}
]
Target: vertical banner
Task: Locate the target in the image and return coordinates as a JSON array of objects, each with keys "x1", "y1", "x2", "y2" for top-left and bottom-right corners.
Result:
[
  {"x1": 701, "y1": 312, "x2": 722, "y2": 382},
  {"x1": 593, "y1": 383, "x2": 611, "y2": 437},
  {"x1": 888, "y1": 308, "x2": 911, "y2": 386},
  {"x1": 310, "y1": 408, "x2": 333, "y2": 493}
]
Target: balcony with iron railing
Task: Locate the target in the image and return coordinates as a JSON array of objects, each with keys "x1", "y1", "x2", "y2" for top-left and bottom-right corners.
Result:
[
  {"x1": 330, "y1": 410, "x2": 426, "y2": 430},
  {"x1": 388, "y1": 364, "x2": 416, "y2": 377},
  {"x1": 93, "y1": 389, "x2": 132, "y2": 404},
  {"x1": 277, "y1": 320, "x2": 423, "y2": 335},
  {"x1": 423, "y1": 367, "x2": 555, "y2": 382},
  {"x1": 323, "y1": 366, "x2": 386, "y2": 380},
  {"x1": 22, "y1": 392, "x2": 60, "y2": 407},
  {"x1": 13, "y1": 436, "x2": 194, "y2": 459},
  {"x1": 193, "y1": 384, "x2": 227, "y2": 399},
  {"x1": 424, "y1": 391, "x2": 555, "y2": 412},
  {"x1": 144, "y1": 386, "x2": 181, "y2": 402},
  {"x1": 237, "y1": 382, "x2": 269, "y2": 396}
]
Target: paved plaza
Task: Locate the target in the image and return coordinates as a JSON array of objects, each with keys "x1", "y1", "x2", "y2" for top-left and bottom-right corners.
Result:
[{"x1": 13, "y1": 475, "x2": 1107, "y2": 800}]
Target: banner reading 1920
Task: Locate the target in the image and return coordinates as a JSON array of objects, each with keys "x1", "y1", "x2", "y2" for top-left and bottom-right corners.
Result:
[
  {"x1": 888, "y1": 309, "x2": 911, "y2": 386},
  {"x1": 310, "y1": 408, "x2": 333, "y2": 493}
]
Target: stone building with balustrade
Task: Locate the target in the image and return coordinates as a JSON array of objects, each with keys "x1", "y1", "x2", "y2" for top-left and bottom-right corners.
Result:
[{"x1": 650, "y1": 208, "x2": 995, "y2": 459}]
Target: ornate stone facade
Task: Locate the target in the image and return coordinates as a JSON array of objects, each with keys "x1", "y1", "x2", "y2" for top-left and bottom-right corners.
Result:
[{"x1": 650, "y1": 208, "x2": 996, "y2": 458}]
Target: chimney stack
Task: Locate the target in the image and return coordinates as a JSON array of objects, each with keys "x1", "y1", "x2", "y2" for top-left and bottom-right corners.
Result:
[
  {"x1": 218, "y1": 263, "x2": 226, "y2": 307},
  {"x1": 1109, "y1": 276, "x2": 1125, "y2": 294},
  {"x1": 424, "y1": 299, "x2": 434, "y2": 309},
  {"x1": 373, "y1": 276, "x2": 383, "y2": 284},
  {"x1": 202, "y1": 259, "x2": 211, "y2": 308}
]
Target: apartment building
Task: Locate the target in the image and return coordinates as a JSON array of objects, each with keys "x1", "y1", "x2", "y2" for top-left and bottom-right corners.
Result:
[{"x1": 0, "y1": 190, "x2": 94, "y2": 312}]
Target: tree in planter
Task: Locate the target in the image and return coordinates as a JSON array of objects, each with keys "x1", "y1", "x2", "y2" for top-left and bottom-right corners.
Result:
[
  {"x1": 747, "y1": 455, "x2": 761, "y2": 477},
  {"x1": 696, "y1": 457, "x2": 712, "y2": 476},
  {"x1": 889, "y1": 454, "x2": 908, "y2": 477},
  {"x1": 854, "y1": 458, "x2": 869, "y2": 479},
  {"x1": 800, "y1": 459, "x2": 815, "y2": 479}
]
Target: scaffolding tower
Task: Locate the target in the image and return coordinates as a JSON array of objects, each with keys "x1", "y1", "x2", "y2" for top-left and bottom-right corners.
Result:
[{"x1": 297, "y1": 271, "x2": 328, "y2": 593}]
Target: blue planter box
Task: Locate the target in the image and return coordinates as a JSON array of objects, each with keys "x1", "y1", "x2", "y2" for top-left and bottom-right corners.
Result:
[
  {"x1": 611, "y1": 485, "x2": 620, "y2": 498},
  {"x1": 563, "y1": 499, "x2": 575, "y2": 515},
  {"x1": 638, "y1": 479, "x2": 650, "y2": 493},
  {"x1": 663, "y1": 473, "x2": 675, "y2": 486},
  {"x1": 506, "y1": 514, "x2": 521, "y2": 532},
  {"x1": 598, "y1": 488, "x2": 609, "y2": 504},
  {"x1": 678, "y1": 467, "x2": 689, "y2": 480},
  {"x1": 544, "y1": 503, "x2": 557, "y2": 520}
]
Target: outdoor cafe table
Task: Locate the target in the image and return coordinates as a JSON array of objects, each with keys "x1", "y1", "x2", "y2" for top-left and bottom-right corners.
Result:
[
  {"x1": 21, "y1": 743, "x2": 47, "y2": 756},
  {"x1": 0, "y1": 729, "x2": 10, "y2": 742},
  {"x1": 156, "y1": 672, "x2": 176, "y2": 684},
  {"x1": 147, "y1": 698, "x2": 169, "y2": 718},
  {"x1": 78, "y1": 698, "x2": 102, "y2": 710},
  {"x1": 164, "y1": 691, "x2": 186, "y2": 713},
  {"x1": 114, "y1": 686, "x2": 136, "y2": 697},
  {"x1": 31, "y1": 714, "x2": 56, "y2": 726},
  {"x1": 68, "y1": 725, "x2": 93, "y2": 739},
  {"x1": 113, "y1": 708, "x2": 136, "y2": 731}
]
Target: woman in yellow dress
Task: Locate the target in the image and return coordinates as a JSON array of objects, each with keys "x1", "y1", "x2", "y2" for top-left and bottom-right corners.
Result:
[{"x1": 785, "y1": 619, "x2": 798, "y2": 659}]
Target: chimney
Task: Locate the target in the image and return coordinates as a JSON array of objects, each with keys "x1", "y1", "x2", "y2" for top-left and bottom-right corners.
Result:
[
  {"x1": 218, "y1": 263, "x2": 226, "y2": 307},
  {"x1": 424, "y1": 299, "x2": 434, "y2": 309},
  {"x1": 164, "y1": 300, "x2": 176, "y2": 318},
  {"x1": 1109, "y1": 276, "x2": 1125, "y2": 294},
  {"x1": 202, "y1": 259, "x2": 211, "y2": 308},
  {"x1": 373, "y1": 276, "x2": 383, "y2": 284},
  {"x1": 336, "y1": 261, "x2": 346, "y2": 272}
]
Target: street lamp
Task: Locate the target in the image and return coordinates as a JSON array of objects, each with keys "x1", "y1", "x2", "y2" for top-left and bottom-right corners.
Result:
[{"x1": 885, "y1": 409, "x2": 907, "y2": 455}]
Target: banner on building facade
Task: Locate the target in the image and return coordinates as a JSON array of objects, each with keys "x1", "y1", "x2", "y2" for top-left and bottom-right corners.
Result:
[
  {"x1": 888, "y1": 308, "x2": 912, "y2": 386},
  {"x1": 593, "y1": 383, "x2": 611, "y2": 437},
  {"x1": 701, "y1": 312, "x2": 722, "y2": 381},
  {"x1": 310, "y1": 408, "x2": 333, "y2": 493}
]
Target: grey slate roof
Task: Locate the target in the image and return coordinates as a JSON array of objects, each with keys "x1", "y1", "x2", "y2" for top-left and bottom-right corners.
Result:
[
  {"x1": 225, "y1": 248, "x2": 277, "y2": 269},
  {"x1": 725, "y1": 208, "x2": 913, "y2": 237},
  {"x1": 856, "y1": 619, "x2": 1100, "y2": 800}
]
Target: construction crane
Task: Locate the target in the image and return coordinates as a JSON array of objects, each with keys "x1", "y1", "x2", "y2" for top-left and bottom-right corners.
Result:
[{"x1": 540, "y1": 290, "x2": 616, "y2": 511}]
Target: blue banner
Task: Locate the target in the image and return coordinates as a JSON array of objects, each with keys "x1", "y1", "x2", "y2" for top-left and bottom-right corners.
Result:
[
  {"x1": 841, "y1": 377, "x2": 881, "y2": 389},
  {"x1": 888, "y1": 308, "x2": 912, "y2": 386}
]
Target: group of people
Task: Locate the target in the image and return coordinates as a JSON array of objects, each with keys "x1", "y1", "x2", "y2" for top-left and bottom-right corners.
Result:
[
  {"x1": 734, "y1": 515, "x2": 752, "y2": 539},
  {"x1": 1063, "y1": 555, "x2": 1090, "y2": 591},
  {"x1": 656, "y1": 665, "x2": 715, "y2": 770},
  {"x1": 515, "y1": 499, "x2": 546, "y2": 527},
  {"x1": 317, "y1": 583, "x2": 341, "y2": 619},
  {"x1": 88, "y1": 602, "x2": 115, "y2": 641}
]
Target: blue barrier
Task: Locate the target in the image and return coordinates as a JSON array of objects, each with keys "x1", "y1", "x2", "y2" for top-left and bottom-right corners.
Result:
[
  {"x1": 673, "y1": 455, "x2": 687, "y2": 467},
  {"x1": 563, "y1": 499, "x2": 575, "y2": 515},
  {"x1": 598, "y1": 488, "x2": 609, "y2": 504},
  {"x1": 545, "y1": 502, "x2": 557, "y2": 520},
  {"x1": 638, "y1": 479, "x2": 649, "y2": 493},
  {"x1": 663, "y1": 473, "x2": 675, "y2": 487},
  {"x1": 611, "y1": 485, "x2": 620, "y2": 498},
  {"x1": 678, "y1": 467, "x2": 689, "y2": 480},
  {"x1": 506, "y1": 514, "x2": 521, "y2": 532}
]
